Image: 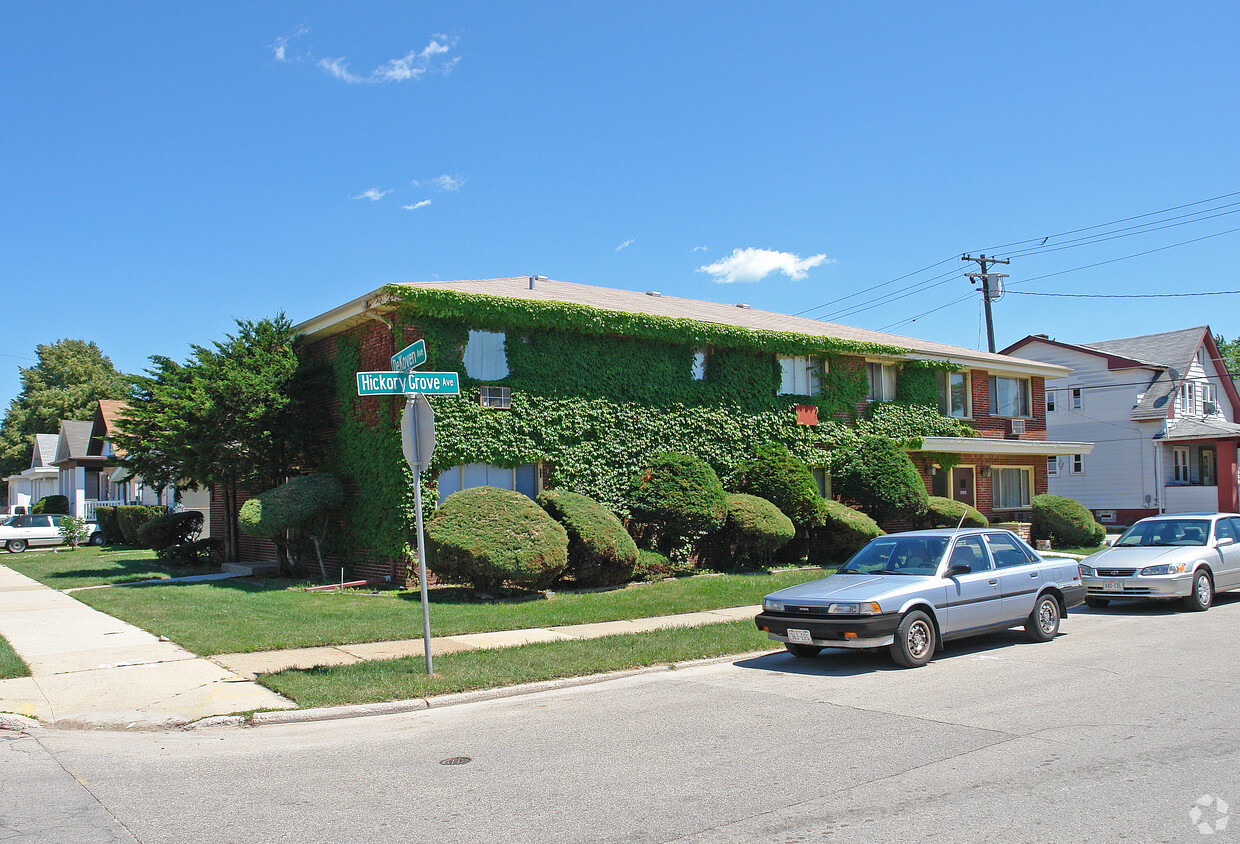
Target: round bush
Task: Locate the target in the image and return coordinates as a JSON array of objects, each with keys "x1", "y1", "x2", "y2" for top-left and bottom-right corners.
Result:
[
  {"x1": 114, "y1": 504, "x2": 170, "y2": 547},
  {"x1": 1031, "y1": 494, "x2": 1105, "y2": 547},
  {"x1": 136, "y1": 510, "x2": 204, "y2": 551},
  {"x1": 705, "y1": 493, "x2": 796, "y2": 570},
  {"x1": 808, "y1": 499, "x2": 885, "y2": 564},
  {"x1": 537, "y1": 489, "x2": 637, "y2": 587},
  {"x1": 428, "y1": 486, "x2": 569, "y2": 593},
  {"x1": 239, "y1": 473, "x2": 344, "y2": 538},
  {"x1": 629, "y1": 452, "x2": 727, "y2": 555},
  {"x1": 919, "y1": 496, "x2": 989, "y2": 529},
  {"x1": 732, "y1": 444, "x2": 824, "y2": 528},
  {"x1": 33, "y1": 495, "x2": 70, "y2": 515},
  {"x1": 833, "y1": 436, "x2": 928, "y2": 524}
]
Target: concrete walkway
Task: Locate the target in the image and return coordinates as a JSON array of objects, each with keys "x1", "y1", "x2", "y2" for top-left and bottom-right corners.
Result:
[{"x1": 0, "y1": 562, "x2": 759, "y2": 730}]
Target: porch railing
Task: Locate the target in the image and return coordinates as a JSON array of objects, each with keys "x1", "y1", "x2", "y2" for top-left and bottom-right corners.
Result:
[{"x1": 84, "y1": 499, "x2": 127, "y2": 521}]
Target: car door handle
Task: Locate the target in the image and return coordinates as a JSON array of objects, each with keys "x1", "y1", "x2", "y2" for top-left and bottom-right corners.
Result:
[
  {"x1": 1029, "y1": 571, "x2": 1039, "y2": 578},
  {"x1": 988, "y1": 579, "x2": 998, "y2": 586}
]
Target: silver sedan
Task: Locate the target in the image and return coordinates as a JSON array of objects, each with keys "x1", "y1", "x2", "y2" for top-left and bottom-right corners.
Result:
[
  {"x1": 756, "y1": 528, "x2": 1086, "y2": 668},
  {"x1": 1079, "y1": 512, "x2": 1240, "y2": 611}
]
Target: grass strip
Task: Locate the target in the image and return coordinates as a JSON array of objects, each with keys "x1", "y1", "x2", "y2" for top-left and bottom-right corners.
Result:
[
  {"x1": 70, "y1": 568, "x2": 827, "y2": 656},
  {"x1": 259, "y1": 620, "x2": 776, "y2": 708},
  {"x1": 2, "y1": 547, "x2": 189, "y2": 590},
  {"x1": 0, "y1": 634, "x2": 31, "y2": 680}
]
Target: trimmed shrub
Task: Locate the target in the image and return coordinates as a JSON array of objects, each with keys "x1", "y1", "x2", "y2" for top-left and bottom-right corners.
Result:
[
  {"x1": 239, "y1": 473, "x2": 345, "y2": 579},
  {"x1": 632, "y1": 549, "x2": 672, "y2": 582},
  {"x1": 703, "y1": 493, "x2": 796, "y2": 570},
  {"x1": 537, "y1": 489, "x2": 637, "y2": 587},
  {"x1": 833, "y1": 436, "x2": 928, "y2": 524},
  {"x1": 137, "y1": 510, "x2": 203, "y2": 552},
  {"x1": 114, "y1": 505, "x2": 169, "y2": 547},
  {"x1": 33, "y1": 495, "x2": 70, "y2": 515},
  {"x1": 427, "y1": 486, "x2": 569, "y2": 593},
  {"x1": 918, "y1": 496, "x2": 989, "y2": 529},
  {"x1": 808, "y1": 499, "x2": 885, "y2": 564},
  {"x1": 1032, "y1": 494, "x2": 1105, "y2": 547},
  {"x1": 732, "y1": 444, "x2": 824, "y2": 528},
  {"x1": 629, "y1": 452, "x2": 727, "y2": 558},
  {"x1": 93, "y1": 506, "x2": 121, "y2": 545}
]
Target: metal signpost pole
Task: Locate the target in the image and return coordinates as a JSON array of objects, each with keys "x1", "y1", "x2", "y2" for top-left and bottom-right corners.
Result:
[{"x1": 412, "y1": 464, "x2": 433, "y2": 675}]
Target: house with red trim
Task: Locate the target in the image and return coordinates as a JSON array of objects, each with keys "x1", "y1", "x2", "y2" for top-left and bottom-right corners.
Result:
[{"x1": 1003, "y1": 326, "x2": 1240, "y2": 525}]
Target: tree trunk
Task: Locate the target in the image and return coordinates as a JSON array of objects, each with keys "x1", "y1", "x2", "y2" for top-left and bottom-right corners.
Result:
[{"x1": 222, "y1": 480, "x2": 239, "y2": 563}]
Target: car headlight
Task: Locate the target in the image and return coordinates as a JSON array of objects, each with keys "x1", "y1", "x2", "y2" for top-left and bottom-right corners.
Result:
[
  {"x1": 1079, "y1": 564, "x2": 1095, "y2": 577},
  {"x1": 1140, "y1": 563, "x2": 1188, "y2": 576},
  {"x1": 828, "y1": 602, "x2": 881, "y2": 615},
  {"x1": 763, "y1": 599, "x2": 784, "y2": 612}
]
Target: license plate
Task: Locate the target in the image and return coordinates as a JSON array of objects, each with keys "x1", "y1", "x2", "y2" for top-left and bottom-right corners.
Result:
[
  {"x1": 1104, "y1": 580, "x2": 1124, "y2": 591},
  {"x1": 787, "y1": 628, "x2": 813, "y2": 645}
]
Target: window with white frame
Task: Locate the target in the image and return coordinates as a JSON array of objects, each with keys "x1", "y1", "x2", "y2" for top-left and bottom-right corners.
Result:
[
  {"x1": 437, "y1": 462, "x2": 540, "y2": 503},
  {"x1": 865, "y1": 362, "x2": 897, "y2": 401},
  {"x1": 462, "y1": 330, "x2": 509, "y2": 380},
  {"x1": 936, "y1": 371, "x2": 970, "y2": 418},
  {"x1": 691, "y1": 348, "x2": 708, "y2": 381},
  {"x1": 989, "y1": 376, "x2": 1031, "y2": 417},
  {"x1": 1173, "y1": 447, "x2": 1190, "y2": 483},
  {"x1": 992, "y1": 466, "x2": 1032, "y2": 510},
  {"x1": 480, "y1": 386, "x2": 511, "y2": 409},
  {"x1": 1046, "y1": 389, "x2": 1057, "y2": 413},
  {"x1": 1046, "y1": 456, "x2": 1059, "y2": 478},
  {"x1": 1070, "y1": 386, "x2": 1083, "y2": 411},
  {"x1": 1070, "y1": 454, "x2": 1084, "y2": 475},
  {"x1": 1201, "y1": 448, "x2": 1217, "y2": 485},
  {"x1": 778, "y1": 355, "x2": 825, "y2": 395}
]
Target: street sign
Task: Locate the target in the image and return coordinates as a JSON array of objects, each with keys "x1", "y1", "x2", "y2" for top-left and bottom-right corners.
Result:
[
  {"x1": 391, "y1": 339, "x2": 427, "y2": 372},
  {"x1": 401, "y1": 393, "x2": 435, "y2": 472},
  {"x1": 356, "y1": 370, "x2": 461, "y2": 396}
]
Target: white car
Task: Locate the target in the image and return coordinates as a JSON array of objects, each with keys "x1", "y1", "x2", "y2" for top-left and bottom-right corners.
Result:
[{"x1": 0, "y1": 514, "x2": 104, "y2": 552}]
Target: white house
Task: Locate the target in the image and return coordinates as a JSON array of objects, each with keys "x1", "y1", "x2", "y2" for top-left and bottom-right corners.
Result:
[
  {"x1": 4, "y1": 434, "x2": 60, "y2": 514},
  {"x1": 1003, "y1": 326, "x2": 1240, "y2": 525}
]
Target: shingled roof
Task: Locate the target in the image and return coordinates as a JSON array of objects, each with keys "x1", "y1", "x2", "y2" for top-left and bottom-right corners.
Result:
[{"x1": 1077, "y1": 327, "x2": 1210, "y2": 421}]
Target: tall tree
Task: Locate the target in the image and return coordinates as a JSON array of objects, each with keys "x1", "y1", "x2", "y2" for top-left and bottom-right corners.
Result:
[
  {"x1": 1215, "y1": 334, "x2": 1239, "y2": 376},
  {"x1": 0, "y1": 340, "x2": 130, "y2": 493},
  {"x1": 114, "y1": 315, "x2": 329, "y2": 562}
]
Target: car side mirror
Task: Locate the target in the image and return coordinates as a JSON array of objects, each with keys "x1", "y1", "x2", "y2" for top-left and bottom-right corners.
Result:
[
  {"x1": 946, "y1": 563, "x2": 971, "y2": 578},
  {"x1": 1218, "y1": 537, "x2": 1235, "y2": 547}
]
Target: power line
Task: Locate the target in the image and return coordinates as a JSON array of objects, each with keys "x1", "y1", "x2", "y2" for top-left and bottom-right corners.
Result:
[{"x1": 1008, "y1": 289, "x2": 1240, "y2": 299}]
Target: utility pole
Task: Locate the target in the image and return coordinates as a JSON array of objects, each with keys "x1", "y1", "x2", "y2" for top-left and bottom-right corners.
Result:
[{"x1": 962, "y1": 253, "x2": 1010, "y2": 353}]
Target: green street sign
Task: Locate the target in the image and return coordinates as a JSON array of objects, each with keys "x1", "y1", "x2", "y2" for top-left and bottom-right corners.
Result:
[
  {"x1": 356, "y1": 370, "x2": 460, "y2": 396},
  {"x1": 391, "y1": 339, "x2": 427, "y2": 372}
]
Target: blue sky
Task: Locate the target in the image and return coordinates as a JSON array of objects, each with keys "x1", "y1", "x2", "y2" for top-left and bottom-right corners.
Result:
[{"x1": 4, "y1": 2, "x2": 1239, "y2": 409}]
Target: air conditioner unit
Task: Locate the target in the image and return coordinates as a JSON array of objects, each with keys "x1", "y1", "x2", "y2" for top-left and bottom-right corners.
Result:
[
  {"x1": 1009, "y1": 418, "x2": 1026, "y2": 435},
  {"x1": 1203, "y1": 401, "x2": 1219, "y2": 415}
]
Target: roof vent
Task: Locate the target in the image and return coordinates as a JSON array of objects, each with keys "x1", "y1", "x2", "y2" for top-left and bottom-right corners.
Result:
[
  {"x1": 736, "y1": 303, "x2": 751, "y2": 309},
  {"x1": 528, "y1": 275, "x2": 547, "y2": 290},
  {"x1": 646, "y1": 290, "x2": 661, "y2": 297}
]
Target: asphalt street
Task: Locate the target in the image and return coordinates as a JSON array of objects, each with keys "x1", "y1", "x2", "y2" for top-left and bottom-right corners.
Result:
[{"x1": 5, "y1": 596, "x2": 1240, "y2": 843}]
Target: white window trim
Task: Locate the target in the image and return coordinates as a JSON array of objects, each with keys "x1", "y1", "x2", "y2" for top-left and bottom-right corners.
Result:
[
  {"x1": 778, "y1": 355, "x2": 825, "y2": 396},
  {"x1": 1070, "y1": 454, "x2": 1084, "y2": 475},
  {"x1": 1070, "y1": 386, "x2": 1083, "y2": 411},
  {"x1": 1046, "y1": 390, "x2": 1057, "y2": 413},
  {"x1": 991, "y1": 465, "x2": 1033, "y2": 511},
  {"x1": 865, "y1": 361, "x2": 897, "y2": 402},
  {"x1": 938, "y1": 370, "x2": 972, "y2": 419},
  {"x1": 1172, "y1": 446, "x2": 1190, "y2": 484},
  {"x1": 1046, "y1": 456, "x2": 1059, "y2": 478}
]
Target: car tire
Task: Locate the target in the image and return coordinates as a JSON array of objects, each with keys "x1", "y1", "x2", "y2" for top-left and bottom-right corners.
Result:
[
  {"x1": 7, "y1": 539, "x2": 27, "y2": 553},
  {"x1": 1026, "y1": 594, "x2": 1061, "y2": 642},
  {"x1": 1084, "y1": 597, "x2": 1109, "y2": 609},
  {"x1": 889, "y1": 610, "x2": 935, "y2": 668},
  {"x1": 1183, "y1": 570, "x2": 1213, "y2": 612},
  {"x1": 784, "y1": 642, "x2": 822, "y2": 659},
  {"x1": 88, "y1": 532, "x2": 104, "y2": 546}
]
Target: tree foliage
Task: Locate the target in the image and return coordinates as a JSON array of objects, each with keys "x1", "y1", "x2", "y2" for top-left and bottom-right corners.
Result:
[
  {"x1": 0, "y1": 339, "x2": 130, "y2": 492},
  {"x1": 239, "y1": 473, "x2": 344, "y2": 579},
  {"x1": 833, "y1": 436, "x2": 929, "y2": 524},
  {"x1": 1216, "y1": 334, "x2": 1239, "y2": 375}
]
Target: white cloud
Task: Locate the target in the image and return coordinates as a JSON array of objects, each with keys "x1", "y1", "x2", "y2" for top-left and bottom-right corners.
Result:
[
  {"x1": 615, "y1": 238, "x2": 635, "y2": 252},
  {"x1": 697, "y1": 247, "x2": 833, "y2": 284},
  {"x1": 318, "y1": 57, "x2": 367, "y2": 84},
  {"x1": 691, "y1": 245, "x2": 709, "y2": 253},
  {"x1": 403, "y1": 200, "x2": 432, "y2": 210},
  {"x1": 310, "y1": 35, "x2": 459, "y2": 84},
  {"x1": 352, "y1": 187, "x2": 392, "y2": 201},
  {"x1": 271, "y1": 25, "x2": 309, "y2": 62},
  {"x1": 414, "y1": 174, "x2": 465, "y2": 192}
]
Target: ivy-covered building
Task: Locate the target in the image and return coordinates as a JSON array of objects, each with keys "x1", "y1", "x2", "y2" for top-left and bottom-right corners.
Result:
[{"x1": 285, "y1": 277, "x2": 1091, "y2": 582}]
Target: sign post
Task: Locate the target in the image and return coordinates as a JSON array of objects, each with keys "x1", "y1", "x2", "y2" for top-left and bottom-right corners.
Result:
[{"x1": 402, "y1": 393, "x2": 436, "y2": 674}]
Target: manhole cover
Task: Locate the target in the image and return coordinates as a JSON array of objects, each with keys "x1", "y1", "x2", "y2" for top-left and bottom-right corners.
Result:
[{"x1": 440, "y1": 756, "x2": 472, "y2": 766}]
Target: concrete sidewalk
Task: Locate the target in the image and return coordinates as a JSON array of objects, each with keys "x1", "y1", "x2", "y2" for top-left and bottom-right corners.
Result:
[{"x1": 0, "y1": 562, "x2": 760, "y2": 730}]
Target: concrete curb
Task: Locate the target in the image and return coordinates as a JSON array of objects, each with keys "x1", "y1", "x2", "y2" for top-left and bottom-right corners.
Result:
[{"x1": 0, "y1": 713, "x2": 41, "y2": 733}]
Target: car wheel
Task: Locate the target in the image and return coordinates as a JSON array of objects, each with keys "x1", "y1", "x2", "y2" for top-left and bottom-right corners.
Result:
[
  {"x1": 784, "y1": 642, "x2": 821, "y2": 659},
  {"x1": 88, "y1": 531, "x2": 104, "y2": 546},
  {"x1": 889, "y1": 610, "x2": 935, "y2": 668},
  {"x1": 1183, "y1": 570, "x2": 1213, "y2": 612},
  {"x1": 1084, "y1": 597, "x2": 1109, "y2": 609},
  {"x1": 1026, "y1": 594, "x2": 1061, "y2": 642},
  {"x1": 6, "y1": 539, "x2": 27, "y2": 553}
]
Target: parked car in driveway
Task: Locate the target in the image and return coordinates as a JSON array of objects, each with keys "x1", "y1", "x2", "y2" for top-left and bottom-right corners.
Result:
[
  {"x1": 0, "y1": 514, "x2": 103, "y2": 552},
  {"x1": 755, "y1": 528, "x2": 1086, "y2": 667},
  {"x1": 1079, "y1": 512, "x2": 1240, "y2": 611}
]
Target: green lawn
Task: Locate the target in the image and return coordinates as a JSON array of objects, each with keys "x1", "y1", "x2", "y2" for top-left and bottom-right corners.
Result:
[
  {"x1": 2, "y1": 546, "x2": 195, "y2": 590},
  {"x1": 0, "y1": 635, "x2": 31, "y2": 680},
  {"x1": 260, "y1": 620, "x2": 777, "y2": 708},
  {"x1": 69, "y1": 568, "x2": 828, "y2": 655}
]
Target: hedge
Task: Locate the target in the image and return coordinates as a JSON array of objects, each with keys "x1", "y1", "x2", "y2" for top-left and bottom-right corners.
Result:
[
  {"x1": 32, "y1": 495, "x2": 70, "y2": 515},
  {"x1": 92, "y1": 506, "x2": 122, "y2": 545},
  {"x1": 918, "y1": 496, "x2": 989, "y2": 529},
  {"x1": 808, "y1": 499, "x2": 885, "y2": 563},
  {"x1": 832, "y1": 436, "x2": 928, "y2": 524},
  {"x1": 1031, "y1": 494, "x2": 1105, "y2": 547},
  {"x1": 114, "y1": 505, "x2": 169, "y2": 547},
  {"x1": 629, "y1": 452, "x2": 728, "y2": 557},
  {"x1": 702, "y1": 493, "x2": 796, "y2": 570},
  {"x1": 537, "y1": 489, "x2": 637, "y2": 587},
  {"x1": 136, "y1": 510, "x2": 204, "y2": 552}
]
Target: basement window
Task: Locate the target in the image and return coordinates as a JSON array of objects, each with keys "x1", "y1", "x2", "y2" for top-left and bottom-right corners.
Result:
[
  {"x1": 437, "y1": 463, "x2": 540, "y2": 503},
  {"x1": 480, "y1": 386, "x2": 511, "y2": 409}
]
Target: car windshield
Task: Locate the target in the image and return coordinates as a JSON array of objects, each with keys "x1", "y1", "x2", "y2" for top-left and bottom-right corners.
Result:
[
  {"x1": 838, "y1": 536, "x2": 949, "y2": 575},
  {"x1": 1114, "y1": 519, "x2": 1210, "y2": 547}
]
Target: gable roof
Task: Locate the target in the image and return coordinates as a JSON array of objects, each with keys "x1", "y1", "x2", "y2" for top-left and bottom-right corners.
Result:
[
  {"x1": 1081, "y1": 326, "x2": 1208, "y2": 370},
  {"x1": 88, "y1": 400, "x2": 129, "y2": 457},
  {"x1": 297, "y1": 277, "x2": 1069, "y2": 378},
  {"x1": 30, "y1": 434, "x2": 60, "y2": 469},
  {"x1": 52, "y1": 420, "x2": 102, "y2": 467}
]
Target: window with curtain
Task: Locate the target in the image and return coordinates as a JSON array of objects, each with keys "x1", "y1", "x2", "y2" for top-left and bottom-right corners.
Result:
[
  {"x1": 936, "y1": 371, "x2": 970, "y2": 418},
  {"x1": 989, "y1": 376, "x2": 1031, "y2": 417},
  {"x1": 992, "y1": 467, "x2": 1032, "y2": 509}
]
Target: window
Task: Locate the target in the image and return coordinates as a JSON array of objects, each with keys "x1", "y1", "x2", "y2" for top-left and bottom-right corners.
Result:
[
  {"x1": 811, "y1": 467, "x2": 831, "y2": 499},
  {"x1": 948, "y1": 535, "x2": 991, "y2": 573},
  {"x1": 1046, "y1": 456, "x2": 1059, "y2": 478},
  {"x1": 463, "y1": 330, "x2": 509, "y2": 380},
  {"x1": 778, "y1": 355, "x2": 824, "y2": 396},
  {"x1": 437, "y1": 462, "x2": 540, "y2": 504},
  {"x1": 1070, "y1": 454, "x2": 1084, "y2": 475},
  {"x1": 1201, "y1": 448, "x2": 1217, "y2": 486},
  {"x1": 992, "y1": 467, "x2": 1032, "y2": 510},
  {"x1": 1216, "y1": 518, "x2": 1239, "y2": 544},
  {"x1": 936, "y1": 371, "x2": 970, "y2": 418},
  {"x1": 691, "y1": 348, "x2": 708, "y2": 381},
  {"x1": 1173, "y1": 447, "x2": 1190, "y2": 483},
  {"x1": 989, "y1": 376, "x2": 1031, "y2": 417},
  {"x1": 480, "y1": 386, "x2": 511, "y2": 409},
  {"x1": 1045, "y1": 390, "x2": 1057, "y2": 413},
  {"x1": 1070, "y1": 386, "x2": 1083, "y2": 411},
  {"x1": 866, "y1": 362, "x2": 897, "y2": 401},
  {"x1": 985, "y1": 532, "x2": 1037, "y2": 568}
]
